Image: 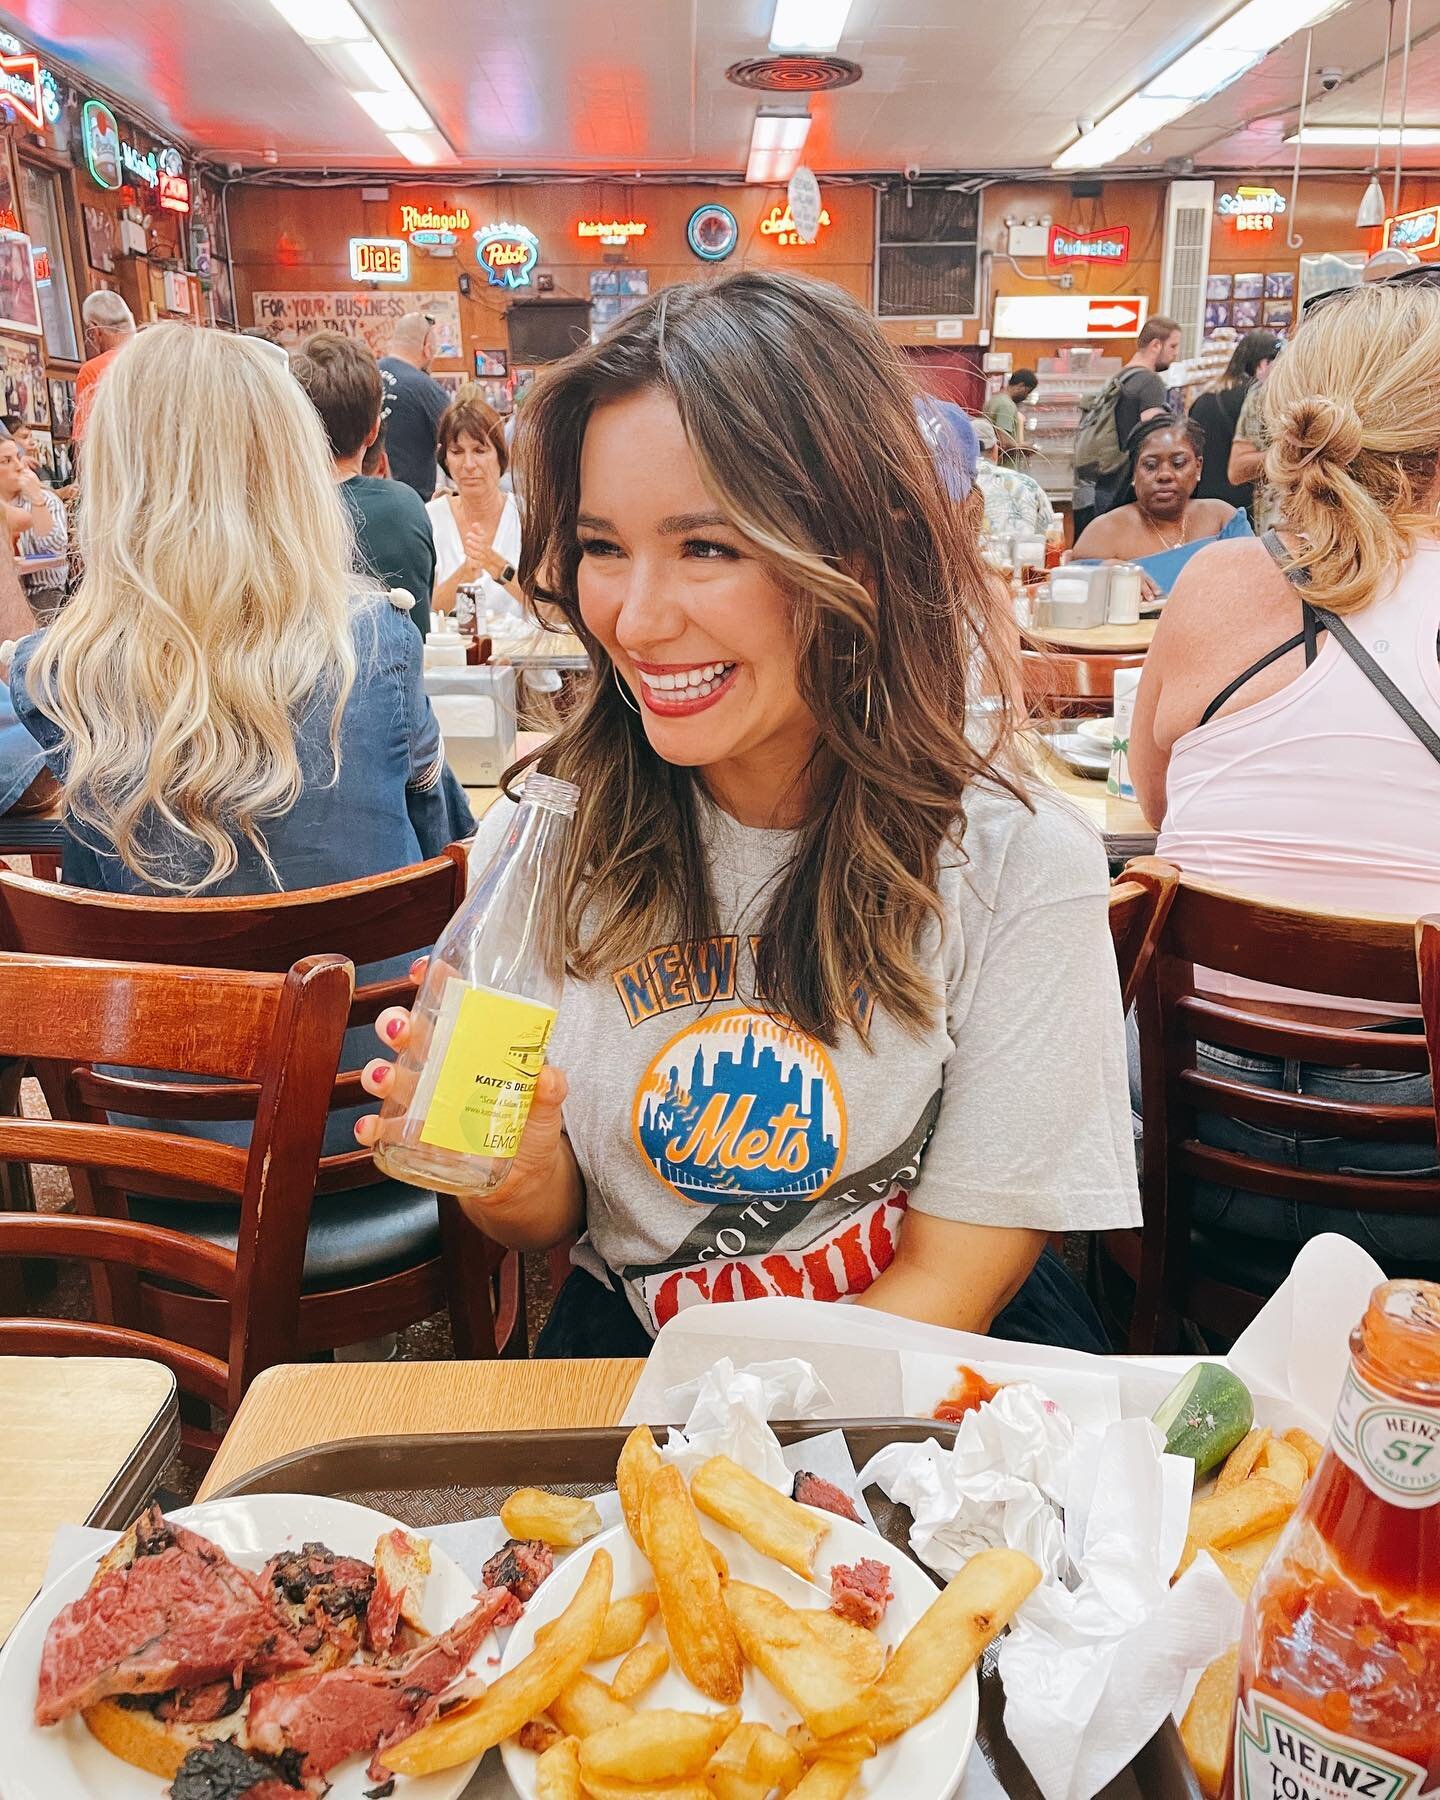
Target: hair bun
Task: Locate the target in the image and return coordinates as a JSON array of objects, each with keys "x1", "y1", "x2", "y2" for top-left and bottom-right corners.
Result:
[{"x1": 1278, "y1": 394, "x2": 1364, "y2": 468}]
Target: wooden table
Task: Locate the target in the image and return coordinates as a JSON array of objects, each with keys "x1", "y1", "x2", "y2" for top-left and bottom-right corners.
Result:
[
  {"x1": 0, "y1": 1356, "x2": 178, "y2": 1642},
  {"x1": 1025, "y1": 735, "x2": 1156, "y2": 864},
  {"x1": 199, "y1": 1358, "x2": 646, "y2": 1500},
  {"x1": 1027, "y1": 617, "x2": 1157, "y2": 654}
]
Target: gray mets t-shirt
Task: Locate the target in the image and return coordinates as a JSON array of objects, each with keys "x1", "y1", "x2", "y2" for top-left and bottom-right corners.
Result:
[{"x1": 468, "y1": 782, "x2": 1138, "y2": 1336}]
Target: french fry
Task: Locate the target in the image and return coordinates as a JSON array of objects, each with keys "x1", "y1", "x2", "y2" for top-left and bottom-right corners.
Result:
[
  {"x1": 723, "y1": 1581, "x2": 869, "y2": 1739},
  {"x1": 609, "y1": 1639, "x2": 669, "y2": 1704},
  {"x1": 707, "y1": 1539, "x2": 729, "y2": 1581},
  {"x1": 1218, "y1": 1524, "x2": 1283, "y2": 1582},
  {"x1": 786, "y1": 1722, "x2": 878, "y2": 1765},
  {"x1": 594, "y1": 1590, "x2": 659, "y2": 1660},
  {"x1": 1256, "y1": 1437, "x2": 1308, "y2": 1500},
  {"x1": 535, "y1": 1732, "x2": 583, "y2": 1800},
  {"x1": 708, "y1": 1721, "x2": 807, "y2": 1796},
  {"x1": 790, "y1": 1762, "x2": 863, "y2": 1799},
  {"x1": 1180, "y1": 1645, "x2": 1239, "y2": 1800},
  {"x1": 642, "y1": 1464, "x2": 744, "y2": 1704},
  {"x1": 579, "y1": 1707, "x2": 739, "y2": 1783},
  {"x1": 1216, "y1": 1427, "x2": 1271, "y2": 1493},
  {"x1": 1284, "y1": 1427, "x2": 1324, "y2": 1478},
  {"x1": 690, "y1": 1454, "x2": 829, "y2": 1580},
  {"x1": 858, "y1": 1548, "x2": 1042, "y2": 1743},
  {"x1": 617, "y1": 1423, "x2": 662, "y2": 1551},
  {"x1": 499, "y1": 1487, "x2": 603, "y2": 1548},
  {"x1": 577, "y1": 1776, "x2": 709, "y2": 1800},
  {"x1": 1178, "y1": 1479, "x2": 1295, "y2": 1578},
  {"x1": 518, "y1": 1717, "x2": 563, "y2": 1754},
  {"x1": 803, "y1": 1609, "x2": 886, "y2": 1686},
  {"x1": 385, "y1": 1548, "x2": 612, "y2": 1774},
  {"x1": 1208, "y1": 1549, "x2": 1261, "y2": 1603},
  {"x1": 549, "y1": 1670, "x2": 634, "y2": 1737}
]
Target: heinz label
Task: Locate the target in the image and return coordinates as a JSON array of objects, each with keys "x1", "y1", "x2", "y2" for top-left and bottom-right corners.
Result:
[
  {"x1": 1332, "y1": 1365, "x2": 1440, "y2": 1509},
  {"x1": 1233, "y1": 1691, "x2": 1440, "y2": 1799}
]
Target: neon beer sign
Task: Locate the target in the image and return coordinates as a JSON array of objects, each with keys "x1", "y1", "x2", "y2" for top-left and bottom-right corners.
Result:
[{"x1": 474, "y1": 222, "x2": 539, "y2": 288}]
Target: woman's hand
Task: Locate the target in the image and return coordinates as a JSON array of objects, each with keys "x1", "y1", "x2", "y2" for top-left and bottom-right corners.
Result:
[
  {"x1": 461, "y1": 522, "x2": 490, "y2": 569},
  {"x1": 354, "y1": 960, "x2": 583, "y2": 1247},
  {"x1": 1138, "y1": 569, "x2": 1162, "y2": 605}
]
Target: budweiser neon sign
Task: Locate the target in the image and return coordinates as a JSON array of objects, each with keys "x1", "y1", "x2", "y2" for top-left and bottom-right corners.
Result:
[{"x1": 1047, "y1": 222, "x2": 1130, "y2": 266}]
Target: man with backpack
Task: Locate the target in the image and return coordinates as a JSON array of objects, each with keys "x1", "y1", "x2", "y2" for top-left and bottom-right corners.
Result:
[{"x1": 1072, "y1": 315, "x2": 1182, "y2": 530}]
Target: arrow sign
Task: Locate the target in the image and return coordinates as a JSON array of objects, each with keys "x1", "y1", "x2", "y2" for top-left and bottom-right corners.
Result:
[
  {"x1": 993, "y1": 293, "x2": 1149, "y2": 340},
  {"x1": 1087, "y1": 301, "x2": 1141, "y2": 330}
]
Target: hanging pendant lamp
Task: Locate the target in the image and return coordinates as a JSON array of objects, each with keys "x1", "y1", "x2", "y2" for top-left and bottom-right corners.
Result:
[{"x1": 1359, "y1": 0, "x2": 1396, "y2": 227}]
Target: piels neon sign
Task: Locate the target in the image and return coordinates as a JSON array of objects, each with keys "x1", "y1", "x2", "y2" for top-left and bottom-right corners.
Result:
[
  {"x1": 349, "y1": 237, "x2": 409, "y2": 281},
  {"x1": 1047, "y1": 222, "x2": 1130, "y2": 266},
  {"x1": 759, "y1": 201, "x2": 831, "y2": 246},
  {"x1": 474, "y1": 221, "x2": 540, "y2": 289},
  {"x1": 1217, "y1": 186, "x2": 1287, "y2": 232}
]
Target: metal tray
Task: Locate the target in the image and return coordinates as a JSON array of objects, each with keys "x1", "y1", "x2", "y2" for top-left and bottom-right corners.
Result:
[
  {"x1": 214, "y1": 1421, "x2": 1201, "y2": 1800},
  {"x1": 1040, "y1": 727, "x2": 1111, "y2": 780}
]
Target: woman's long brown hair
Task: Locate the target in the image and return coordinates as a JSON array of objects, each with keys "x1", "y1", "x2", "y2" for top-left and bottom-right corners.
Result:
[{"x1": 511, "y1": 270, "x2": 1026, "y2": 1044}]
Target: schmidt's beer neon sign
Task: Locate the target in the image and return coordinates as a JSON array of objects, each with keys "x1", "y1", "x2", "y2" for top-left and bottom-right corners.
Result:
[{"x1": 474, "y1": 222, "x2": 540, "y2": 289}]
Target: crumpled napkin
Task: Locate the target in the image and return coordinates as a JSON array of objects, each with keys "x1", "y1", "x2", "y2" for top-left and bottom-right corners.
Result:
[
  {"x1": 659, "y1": 1355, "x2": 833, "y2": 1491},
  {"x1": 861, "y1": 1390, "x2": 1242, "y2": 1800}
]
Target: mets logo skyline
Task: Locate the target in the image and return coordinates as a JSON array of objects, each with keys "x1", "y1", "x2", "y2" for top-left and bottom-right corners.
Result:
[{"x1": 632, "y1": 1009, "x2": 847, "y2": 1207}]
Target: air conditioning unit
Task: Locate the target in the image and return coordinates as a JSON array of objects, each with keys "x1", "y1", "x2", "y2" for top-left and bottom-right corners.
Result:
[
  {"x1": 1160, "y1": 179, "x2": 1214, "y2": 360},
  {"x1": 875, "y1": 187, "x2": 982, "y2": 320}
]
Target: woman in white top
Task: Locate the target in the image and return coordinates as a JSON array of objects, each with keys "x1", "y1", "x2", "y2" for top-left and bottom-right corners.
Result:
[
  {"x1": 426, "y1": 387, "x2": 524, "y2": 623},
  {"x1": 1128, "y1": 272, "x2": 1440, "y2": 1269}
]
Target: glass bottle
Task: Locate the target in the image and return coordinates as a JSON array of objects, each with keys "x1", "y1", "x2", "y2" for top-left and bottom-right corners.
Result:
[
  {"x1": 371, "y1": 773, "x2": 578, "y2": 1197},
  {"x1": 1224, "y1": 1279, "x2": 1440, "y2": 1798}
]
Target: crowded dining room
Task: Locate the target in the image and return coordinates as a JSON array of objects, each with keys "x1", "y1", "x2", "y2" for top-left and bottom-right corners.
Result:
[{"x1": 0, "y1": 1, "x2": 1434, "y2": 1797}]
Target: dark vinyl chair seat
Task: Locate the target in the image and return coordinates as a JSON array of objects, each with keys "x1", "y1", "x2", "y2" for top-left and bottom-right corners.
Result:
[{"x1": 128, "y1": 1178, "x2": 441, "y2": 1290}]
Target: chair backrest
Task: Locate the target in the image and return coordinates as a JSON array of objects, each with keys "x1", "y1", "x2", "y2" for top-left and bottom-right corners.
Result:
[
  {"x1": 0, "y1": 848, "x2": 467, "y2": 1195},
  {"x1": 1132, "y1": 877, "x2": 1437, "y2": 1345},
  {"x1": 0, "y1": 950, "x2": 352, "y2": 1404},
  {"x1": 1108, "y1": 857, "x2": 1179, "y2": 1014},
  {"x1": 1419, "y1": 915, "x2": 1440, "y2": 1107},
  {"x1": 1021, "y1": 649, "x2": 1145, "y2": 719}
]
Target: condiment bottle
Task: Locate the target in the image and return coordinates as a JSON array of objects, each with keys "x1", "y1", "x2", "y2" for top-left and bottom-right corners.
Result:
[
  {"x1": 371, "y1": 773, "x2": 578, "y2": 1196},
  {"x1": 1224, "y1": 1279, "x2": 1440, "y2": 1798}
]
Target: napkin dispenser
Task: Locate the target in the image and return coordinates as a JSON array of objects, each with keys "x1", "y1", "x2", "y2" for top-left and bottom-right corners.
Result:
[
  {"x1": 1033, "y1": 565, "x2": 1110, "y2": 630},
  {"x1": 423, "y1": 664, "x2": 518, "y2": 788}
]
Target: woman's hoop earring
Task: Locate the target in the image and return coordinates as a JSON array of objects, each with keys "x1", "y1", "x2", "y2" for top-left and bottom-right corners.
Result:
[{"x1": 613, "y1": 667, "x2": 641, "y2": 714}]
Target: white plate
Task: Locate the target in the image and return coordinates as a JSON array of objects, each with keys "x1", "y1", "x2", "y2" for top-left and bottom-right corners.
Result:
[
  {"x1": 500, "y1": 1512, "x2": 978, "y2": 1800},
  {"x1": 1076, "y1": 716, "x2": 1116, "y2": 743},
  {"x1": 0, "y1": 1493, "x2": 491, "y2": 1800}
]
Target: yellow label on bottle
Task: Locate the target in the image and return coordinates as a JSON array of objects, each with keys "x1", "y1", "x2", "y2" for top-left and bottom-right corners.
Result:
[{"x1": 418, "y1": 986, "x2": 556, "y2": 1160}]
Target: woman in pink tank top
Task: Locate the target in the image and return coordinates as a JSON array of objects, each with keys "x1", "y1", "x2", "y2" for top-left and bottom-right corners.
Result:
[{"x1": 1128, "y1": 274, "x2": 1440, "y2": 1274}]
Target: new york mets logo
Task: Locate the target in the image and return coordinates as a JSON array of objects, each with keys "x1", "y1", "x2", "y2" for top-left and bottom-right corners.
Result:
[{"x1": 632, "y1": 1009, "x2": 847, "y2": 1207}]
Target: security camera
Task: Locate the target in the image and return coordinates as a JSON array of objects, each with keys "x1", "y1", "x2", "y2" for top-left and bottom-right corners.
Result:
[
  {"x1": 903, "y1": 162, "x2": 920, "y2": 183},
  {"x1": 224, "y1": 161, "x2": 244, "y2": 177},
  {"x1": 1319, "y1": 67, "x2": 1343, "y2": 91},
  {"x1": 1076, "y1": 118, "x2": 1096, "y2": 136}
]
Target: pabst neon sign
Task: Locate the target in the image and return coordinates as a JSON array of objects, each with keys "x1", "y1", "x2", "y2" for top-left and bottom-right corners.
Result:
[{"x1": 474, "y1": 221, "x2": 540, "y2": 289}]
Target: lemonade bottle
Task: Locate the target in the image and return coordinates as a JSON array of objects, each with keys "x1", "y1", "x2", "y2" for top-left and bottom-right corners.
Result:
[{"x1": 372, "y1": 773, "x2": 577, "y2": 1196}]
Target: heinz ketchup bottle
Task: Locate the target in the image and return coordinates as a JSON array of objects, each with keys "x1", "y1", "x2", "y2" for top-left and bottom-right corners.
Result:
[{"x1": 1224, "y1": 1280, "x2": 1439, "y2": 1798}]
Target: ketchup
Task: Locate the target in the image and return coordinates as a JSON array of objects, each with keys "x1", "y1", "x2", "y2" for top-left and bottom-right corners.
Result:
[
  {"x1": 1224, "y1": 1280, "x2": 1440, "y2": 1798},
  {"x1": 932, "y1": 1363, "x2": 1003, "y2": 1423}
]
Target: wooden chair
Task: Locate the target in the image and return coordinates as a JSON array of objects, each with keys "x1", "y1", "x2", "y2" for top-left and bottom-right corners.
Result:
[
  {"x1": 0, "y1": 850, "x2": 526, "y2": 1366},
  {"x1": 1113, "y1": 878, "x2": 1439, "y2": 1352},
  {"x1": 1021, "y1": 648, "x2": 1145, "y2": 720},
  {"x1": 1109, "y1": 857, "x2": 1179, "y2": 1013},
  {"x1": 0, "y1": 951, "x2": 351, "y2": 1447}
]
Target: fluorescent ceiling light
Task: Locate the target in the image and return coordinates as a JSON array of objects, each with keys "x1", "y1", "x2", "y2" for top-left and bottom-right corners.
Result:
[
  {"x1": 316, "y1": 38, "x2": 408, "y2": 90},
  {"x1": 745, "y1": 110, "x2": 812, "y2": 183},
  {"x1": 1287, "y1": 124, "x2": 1440, "y2": 144},
  {"x1": 1054, "y1": 0, "x2": 1345, "y2": 170},
  {"x1": 388, "y1": 129, "x2": 446, "y2": 164},
  {"x1": 351, "y1": 88, "x2": 434, "y2": 133},
  {"x1": 267, "y1": 0, "x2": 368, "y2": 44},
  {"x1": 769, "y1": 0, "x2": 853, "y2": 54}
]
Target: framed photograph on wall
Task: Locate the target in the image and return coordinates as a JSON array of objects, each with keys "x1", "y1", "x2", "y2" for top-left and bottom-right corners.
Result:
[
  {"x1": 474, "y1": 348, "x2": 507, "y2": 377},
  {"x1": 1232, "y1": 272, "x2": 1264, "y2": 301},
  {"x1": 28, "y1": 427, "x2": 55, "y2": 484},
  {"x1": 1263, "y1": 299, "x2": 1294, "y2": 329},
  {"x1": 1206, "y1": 273, "x2": 1232, "y2": 301},
  {"x1": 0, "y1": 230, "x2": 44, "y2": 336},
  {"x1": 47, "y1": 376, "x2": 75, "y2": 438},
  {"x1": 1204, "y1": 301, "x2": 1230, "y2": 332},
  {"x1": 0, "y1": 335, "x2": 49, "y2": 424},
  {"x1": 82, "y1": 204, "x2": 116, "y2": 274},
  {"x1": 1231, "y1": 297, "x2": 1261, "y2": 329},
  {"x1": 1264, "y1": 271, "x2": 1295, "y2": 300}
]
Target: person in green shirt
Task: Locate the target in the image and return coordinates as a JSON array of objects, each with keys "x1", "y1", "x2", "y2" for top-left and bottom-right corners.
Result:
[
  {"x1": 983, "y1": 368, "x2": 1037, "y2": 467},
  {"x1": 291, "y1": 331, "x2": 435, "y2": 639}
]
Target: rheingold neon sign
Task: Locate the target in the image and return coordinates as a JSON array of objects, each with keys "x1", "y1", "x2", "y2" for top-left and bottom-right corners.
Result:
[{"x1": 399, "y1": 202, "x2": 471, "y2": 247}]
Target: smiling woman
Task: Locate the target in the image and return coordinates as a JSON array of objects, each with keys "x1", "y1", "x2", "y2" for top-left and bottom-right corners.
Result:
[{"x1": 357, "y1": 270, "x2": 1141, "y2": 1355}]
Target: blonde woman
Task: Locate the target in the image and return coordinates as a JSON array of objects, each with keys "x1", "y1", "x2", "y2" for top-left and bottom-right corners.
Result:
[
  {"x1": 1129, "y1": 271, "x2": 1440, "y2": 1270},
  {"x1": 358, "y1": 272, "x2": 1139, "y2": 1355},
  {"x1": 10, "y1": 322, "x2": 471, "y2": 894}
]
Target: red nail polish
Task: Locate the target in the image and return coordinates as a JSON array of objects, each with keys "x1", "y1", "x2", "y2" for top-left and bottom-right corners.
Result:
[{"x1": 385, "y1": 1017, "x2": 402, "y2": 1040}]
